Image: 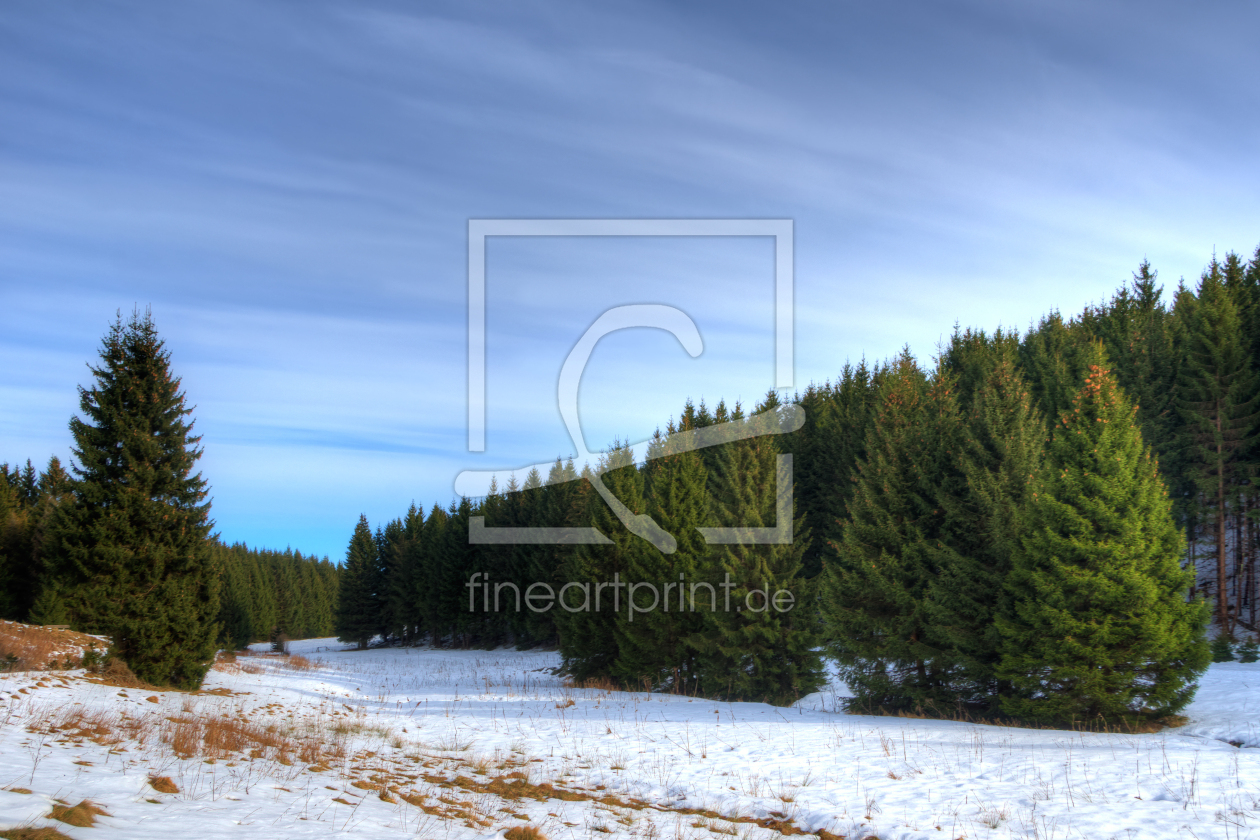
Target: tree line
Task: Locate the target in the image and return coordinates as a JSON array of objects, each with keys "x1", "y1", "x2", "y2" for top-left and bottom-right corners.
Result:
[
  {"x1": 1, "y1": 462, "x2": 339, "y2": 653},
  {"x1": 336, "y1": 245, "x2": 1259, "y2": 723}
]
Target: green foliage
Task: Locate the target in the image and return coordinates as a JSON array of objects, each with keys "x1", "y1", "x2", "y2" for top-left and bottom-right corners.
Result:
[
  {"x1": 214, "y1": 541, "x2": 338, "y2": 650},
  {"x1": 43, "y1": 311, "x2": 219, "y2": 690},
  {"x1": 929, "y1": 332, "x2": 1044, "y2": 711},
  {"x1": 556, "y1": 443, "x2": 643, "y2": 682},
  {"x1": 1174, "y1": 263, "x2": 1259, "y2": 634},
  {"x1": 27, "y1": 586, "x2": 68, "y2": 626},
  {"x1": 335, "y1": 515, "x2": 383, "y2": 649},
  {"x1": 1211, "y1": 635, "x2": 1237, "y2": 663},
  {"x1": 690, "y1": 394, "x2": 824, "y2": 705},
  {"x1": 788, "y1": 362, "x2": 881, "y2": 578},
  {"x1": 996, "y1": 347, "x2": 1210, "y2": 722},
  {"x1": 613, "y1": 420, "x2": 712, "y2": 692},
  {"x1": 821, "y1": 351, "x2": 959, "y2": 711},
  {"x1": 1237, "y1": 638, "x2": 1259, "y2": 663}
]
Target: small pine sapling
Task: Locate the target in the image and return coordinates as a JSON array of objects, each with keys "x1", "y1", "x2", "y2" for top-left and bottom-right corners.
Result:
[
  {"x1": 1237, "y1": 637, "x2": 1259, "y2": 663},
  {"x1": 1211, "y1": 634, "x2": 1237, "y2": 663}
]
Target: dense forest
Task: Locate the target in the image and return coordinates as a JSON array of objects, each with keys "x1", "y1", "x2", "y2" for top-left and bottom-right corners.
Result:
[
  {"x1": 0, "y1": 460, "x2": 339, "y2": 649},
  {"x1": 335, "y1": 246, "x2": 1259, "y2": 720}
]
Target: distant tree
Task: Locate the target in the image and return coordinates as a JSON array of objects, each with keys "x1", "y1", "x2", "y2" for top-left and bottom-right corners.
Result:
[
  {"x1": 1210, "y1": 634, "x2": 1236, "y2": 663},
  {"x1": 43, "y1": 310, "x2": 219, "y2": 689},
  {"x1": 335, "y1": 515, "x2": 381, "y2": 649}
]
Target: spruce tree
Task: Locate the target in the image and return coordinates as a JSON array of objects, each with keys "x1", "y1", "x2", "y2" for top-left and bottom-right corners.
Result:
[
  {"x1": 387, "y1": 503, "x2": 424, "y2": 645},
  {"x1": 1238, "y1": 637, "x2": 1259, "y2": 663},
  {"x1": 820, "y1": 351, "x2": 957, "y2": 711},
  {"x1": 416, "y1": 502, "x2": 449, "y2": 643},
  {"x1": 556, "y1": 443, "x2": 643, "y2": 682},
  {"x1": 1210, "y1": 634, "x2": 1236, "y2": 663},
  {"x1": 791, "y1": 361, "x2": 881, "y2": 578},
  {"x1": 1078, "y1": 261, "x2": 1179, "y2": 464},
  {"x1": 44, "y1": 310, "x2": 219, "y2": 689},
  {"x1": 526, "y1": 459, "x2": 585, "y2": 645},
  {"x1": 996, "y1": 347, "x2": 1210, "y2": 723},
  {"x1": 1176, "y1": 265, "x2": 1258, "y2": 636},
  {"x1": 335, "y1": 515, "x2": 381, "y2": 649},
  {"x1": 27, "y1": 586, "x2": 68, "y2": 626},
  {"x1": 928, "y1": 338, "x2": 1044, "y2": 710},
  {"x1": 613, "y1": 425, "x2": 711, "y2": 692},
  {"x1": 1020, "y1": 311, "x2": 1092, "y2": 421},
  {"x1": 692, "y1": 393, "x2": 824, "y2": 705}
]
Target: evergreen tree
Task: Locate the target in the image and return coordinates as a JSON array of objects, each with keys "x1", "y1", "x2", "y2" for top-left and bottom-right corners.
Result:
[
  {"x1": 1019, "y1": 311, "x2": 1092, "y2": 421},
  {"x1": 929, "y1": 337, "x2": 1044, "y2": 710},
  {"x1": 1210, "y1": 634, "x2": 1236, "y2": 663},
  {"x1": 335, "y1": 515, "x2": 381, "y2": 649},
  {"x1": 691, "y1": 392, "x2": 824, "y2": 705},
  {"x1": 43, "y1": 310, "x2": 219, "y2": 689},
  {"x1": 27, "y1": 586, "x2": 68, "y2": 626},
  {"x1": 525, "y1": 459, "x2": 585, "y2": 645},
  {"x1": 613, "y1": 423, "x2": 711, "y2": 692},
  {"x1": 996, "y1": 348, "x2": 1210, "y2": 723},
  {"x1": 556, "y1": 443, "x2": 643, "y2": 682},
  {"x1": 1176, "y1": 265, "x2": 1258, "y2": 636},
  {"x1": 1238, "y1": 637, "x2": 1259, "y2": 663},
  {"x1": 416, "y1": 502, "x2": 449, "y2": 643},
  {"x1": 791, "y1": 361, "x2": 881, "y2": 578},
  {"x1": 386, "y1": 503, "x2": 425, "y2": 645},
  {"x1": 820, "y1": 351, "x2": 958, "y2": 711},
  {"x1": 507, "y1": 468, "x2": 547, "y2": 646},
  {"x1": 1078, "y1": 262, "x2": 1180, "y2": 465}
]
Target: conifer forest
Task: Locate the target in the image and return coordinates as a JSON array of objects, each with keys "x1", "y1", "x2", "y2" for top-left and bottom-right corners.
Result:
[{"x1": 2, "y1": 247, "x2": 1258, "y2": 722}]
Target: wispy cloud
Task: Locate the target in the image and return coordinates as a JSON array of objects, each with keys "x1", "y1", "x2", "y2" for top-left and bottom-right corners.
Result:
[{"x1": 2, "y1": 0, "x2": 1258, "y2": 558}]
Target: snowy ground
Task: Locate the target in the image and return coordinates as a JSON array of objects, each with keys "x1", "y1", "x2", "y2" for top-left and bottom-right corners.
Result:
[{"x1": 2, "y1": 641, "x2": 1259, "y2": 839}]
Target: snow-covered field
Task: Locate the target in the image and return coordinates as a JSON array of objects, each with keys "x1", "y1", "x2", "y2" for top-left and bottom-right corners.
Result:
[{"x1": 2, "y1": 640, "x2": 1259, "y2": 840}]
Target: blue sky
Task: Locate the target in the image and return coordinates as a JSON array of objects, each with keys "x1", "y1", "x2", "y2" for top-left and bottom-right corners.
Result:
[{"x1": 2, "y1": 1, "x2": 1258, "y2": 560}]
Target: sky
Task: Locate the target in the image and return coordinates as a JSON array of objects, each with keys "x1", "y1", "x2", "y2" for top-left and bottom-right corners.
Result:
[{"x1": 2, "y1": 0, "x2": 1259, "y2": 560}]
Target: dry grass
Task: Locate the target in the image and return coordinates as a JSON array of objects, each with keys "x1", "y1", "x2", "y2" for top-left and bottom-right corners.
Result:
[
  {"x1": 212, "y1": 650, "x2": 318, "y2": 675},
  {"x1": 148, "y1": 775, "x2": 179, "y2": 794},
  {"x1": 0, "y1": 828, "x2": 76, "y2": 840},
  {"x1": 85, "y1": 658, "x2": 160, "y2": 691},
  {"x1": 26, "y1": 702, "x2": 343, "y2": 768},
  {"x1": 0, "y1": 620, "x2": 105, "y2": 672},
  {"x1": 278, "y1": 654, "x2": 318, "y2": 671},
  {"x1": 504, "y1": 826, "x2": 549, "y2": 840},
  {"x1": 47, "y1": 800, "x2": 109, "y2": 828}
]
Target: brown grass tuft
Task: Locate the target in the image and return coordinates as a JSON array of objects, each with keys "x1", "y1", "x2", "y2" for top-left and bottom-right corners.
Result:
[
  {"x1": 47, "y1": 800, "x2": 110, "y2": 828},
  {"x1": 282, "y1": 654, "x2": 317, "y2": 671},
  {"x1": 89, "y1": 657, "x2": 159, "y2": 690},
  {"x1": 148, "y1": 775, "x2": 179, "y2": 794},
  {"x1": 504, "y1": 827, "x2": 549, "y2": 840},
  {"x1": 0, "y1": 828, "x2": 76, "y2": 840}
]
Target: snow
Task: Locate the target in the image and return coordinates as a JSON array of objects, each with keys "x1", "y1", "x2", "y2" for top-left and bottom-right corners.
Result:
[{"x1": 2, "y1": 640, "x2": 1258, "y2": 839}]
